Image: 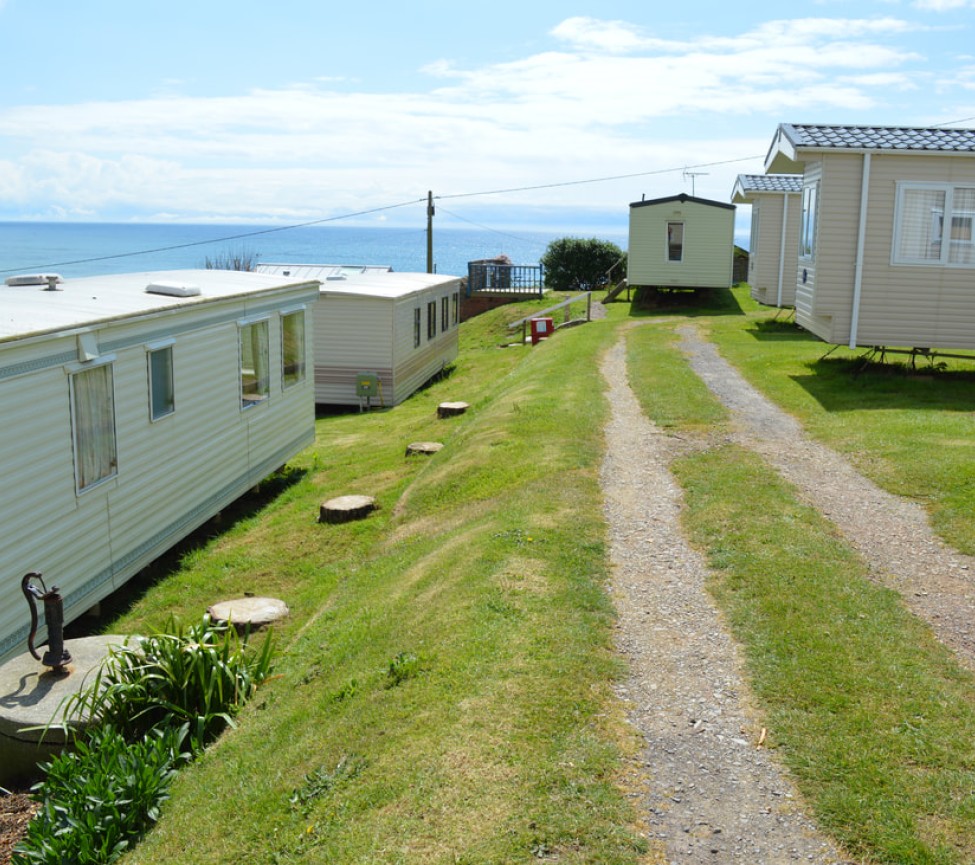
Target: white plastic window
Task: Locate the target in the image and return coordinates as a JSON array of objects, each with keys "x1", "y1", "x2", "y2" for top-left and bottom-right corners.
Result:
[{"x1": 71, "y1": 362, "x2": 118, "y2": 492}]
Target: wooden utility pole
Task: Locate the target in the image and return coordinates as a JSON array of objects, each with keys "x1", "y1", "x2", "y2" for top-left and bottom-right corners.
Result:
[{"x1": 426, "y1": 190, "x2": 435, "y2": 273}]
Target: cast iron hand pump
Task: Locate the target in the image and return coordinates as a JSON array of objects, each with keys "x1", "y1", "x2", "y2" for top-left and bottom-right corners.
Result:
[{"x1": 21, "y1": 572, "x2": 72, "y2": 672}]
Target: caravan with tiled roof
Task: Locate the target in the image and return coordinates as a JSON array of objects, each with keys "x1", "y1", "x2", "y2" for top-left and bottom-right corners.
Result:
[
  {"x1": 766, "y1": 123, "x2": 975, "y2": 350},
  {"x1": 731, "y1": 174, "x2": 803, "y2": 308}
]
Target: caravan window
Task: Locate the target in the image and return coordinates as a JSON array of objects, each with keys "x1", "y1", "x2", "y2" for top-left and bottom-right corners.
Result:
[
  {"x1": 452, "y1": 292, "x2": 459, "y2": 325},
  {"x1": 281, "y1": 310, "x2": 306, "y2": 389},
  {"x1": 70, "y1": 362, "x2": 118, "y2": 492},
  {"x1": 441, "y1": 296, "x2": 450, "y2": 331},
  {"x1": 147, "y1": 345, "x2": 175, "y2": 420},
  {"x1": 893, "y1": 183, "x2": 975, "y2": 266},
  {"x1": 413, "y1": 308, "x2": 421, "y2": 347},
  {"x1": 427, "y1": 301, "x2": 437, "y2": 339},
  {"x1": 799, "y1": 182, "x2": 818, "y2": 260},
  {"x1": 667, "y1": 222, "x2": 684, "y2": 262},
  {"x1": 240, "y1": 319, "x2": 270, "y2": 408}
]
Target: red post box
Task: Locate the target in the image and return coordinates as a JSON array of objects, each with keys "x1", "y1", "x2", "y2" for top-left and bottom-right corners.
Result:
[{"x1": 530, "y1": 317, "x2": 553, "y2": 345}]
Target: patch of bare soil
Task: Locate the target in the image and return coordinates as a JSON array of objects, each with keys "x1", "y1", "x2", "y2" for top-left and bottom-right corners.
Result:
[{"x1": 0, "y1": 790, "x2": 37, "y2": 865}]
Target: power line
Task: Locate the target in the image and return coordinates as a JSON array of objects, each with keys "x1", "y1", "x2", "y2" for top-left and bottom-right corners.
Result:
[
  {"x1": 1, "y1": 152, "x2": 766, "y2": 275},
  {"x1": 436, "y1": 154, "x2": 764, "y2": 201},
  {"x1": 0, "y1": 198, "x2": 425, "y2": 275}
]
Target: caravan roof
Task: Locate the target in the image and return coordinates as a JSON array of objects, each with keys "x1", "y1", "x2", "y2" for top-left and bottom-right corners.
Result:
[{"x1": 0, "y1": 269, "x2": 317, "y2": 343}]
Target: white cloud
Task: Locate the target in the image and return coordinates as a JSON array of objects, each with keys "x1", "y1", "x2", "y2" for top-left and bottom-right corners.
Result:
[
  {"x1": 0, "y1": 13, "x2": 949, "y2": 222},
  {"x1": 913, "y1": 0, "x2": 975, "y2": 9}
]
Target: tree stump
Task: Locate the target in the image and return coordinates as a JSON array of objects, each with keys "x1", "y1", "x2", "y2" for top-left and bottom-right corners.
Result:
[
  {"x1": 405, "y1": 441, "x2": 444, "y2": 456},
  {"x1": 437, "y1": 401, "x2": 469, "y2": 419},
  {"x1": 319, "y1": 494, "x2": 377, "y2": 524},
  {"x1": 207, "y1": 596, "x2": 289, "y2": 632}
]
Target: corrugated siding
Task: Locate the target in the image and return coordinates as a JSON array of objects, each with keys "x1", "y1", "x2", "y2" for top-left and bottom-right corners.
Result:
[
  {"x1": 749, "y1": 196, "x2": 799, "y2": 307},
  {"x1": 390, "y1": 289, "x2": 458, "y2": 405},
  {"x1": 313, "y1": 295, "x2": 393, "y2": 404},
  {"x1": 313, "y1": 285, "x2": 460, "y2": 406},
  {"x1": 0, "y1": 287, "x2": 317, "y2": 662},
  {"x1": 796, "y1": 152, "x2": 975, "y2": 348},
  {"x1": 627, "y1": 200, "x2": 734, "y2": 288},
  {"x1": 855, "y1": 155, "x2": 975, "y2": 348}
]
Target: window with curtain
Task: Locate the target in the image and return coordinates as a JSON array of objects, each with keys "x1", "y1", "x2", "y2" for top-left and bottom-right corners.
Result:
[
  {"x1": 894, "y1": 183, "x2": 975, "y2": 266},
  {"x1": 71, "y1": 363, "x2": 118, "y2": 492},
  {"x1": 148, "y1": 346, "x2": 174, "y2": 420},
  {"x1": 281, "y1": 310, "x2": 306, "y2": 389},
  {"x1": 240, "y1": 319, "x2": 270, "y2": 407}
]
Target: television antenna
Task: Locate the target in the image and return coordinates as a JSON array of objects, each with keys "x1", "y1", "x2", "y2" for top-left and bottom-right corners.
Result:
[{"x1": 682, "y1": 168, "x2": 708, "y2": 196}]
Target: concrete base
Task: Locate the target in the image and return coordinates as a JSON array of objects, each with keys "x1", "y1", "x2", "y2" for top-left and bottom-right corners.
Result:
[{"x1": 0, "y1": 635, "x2": 127, "y2": 786}]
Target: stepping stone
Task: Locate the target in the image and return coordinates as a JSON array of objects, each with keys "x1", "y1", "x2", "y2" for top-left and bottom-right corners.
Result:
[
  {"x1": 319, "y1": 494, "x2": 377, "y2": 524},
  {"x1": 208, "y1": 596, "x2": 289, "y2": 631},
  {"x1": 437, "y1": 401, "x2": 469, "y2": 418},
  {"x1": 405, "y1": 441, "x2": 444, "y2": 456}
]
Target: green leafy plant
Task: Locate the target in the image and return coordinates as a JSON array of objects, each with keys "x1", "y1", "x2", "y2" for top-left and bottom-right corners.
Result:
[
  {"x1": 13, "y1": 724, "x2": 188, "y2": 865},
  {"x1": 64, "y1": 614, "x2": 274, "y2": 752},
  {"x1": 385, "y1": 651, "x2": 420, "y2": 687},
  {"x1": 289, "y1": 755, "x2": 367, "y2": 817}
]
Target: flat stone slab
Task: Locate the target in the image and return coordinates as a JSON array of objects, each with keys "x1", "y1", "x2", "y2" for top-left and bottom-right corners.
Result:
[
  {"x1": 319, "y1": 494, "x2": 377, "y2": 524},
  {"x1": 0, "y1": 635, "x2": 128, "y2": 785},
  {"x1": 208, "y1": 596, "x2": 289, "y2": 631},
  {"x1": 405, "y1": 441, "x2": 444, "y2": 456},
  {"x1": 437, "y1": 401, "x2": 469, "y2": 418}
]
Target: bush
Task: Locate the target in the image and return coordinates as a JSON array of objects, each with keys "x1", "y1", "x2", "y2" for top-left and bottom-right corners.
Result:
[
  {"x1": 541, "y1": 237, "x2": 626, "y2": 292},
  {"x1": 13, "y1": 725, "x2": 188, "y2": 865},
  {"x1": 13, "y1": 616, "x2": 275, "y2": 864},
  {"x1": 63, "y1": 614, "x2": 274, "y2": 752}
]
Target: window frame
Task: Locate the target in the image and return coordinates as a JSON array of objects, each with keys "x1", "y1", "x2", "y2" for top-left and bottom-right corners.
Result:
[
  {"x1": 68, "y1": 356, "x2": 119, "y2": 494},
  {"x1": 667, "y1": 221, "x2": 684, "y2": 263},
  {"x1": 451, "y1": 292, "x2": 459, "y2": 325},
  {"x1": 799, "y1": 180, "x2": 819, "y2": 261},
  {"x1": 239, "y1": 316, "x2": 271, "y2": 409},
  {"x1": 892, "y1": 181, "x2": 975, "y2": 267},
  {"x1": 280, "y1": 308, "x2": 307, "y2": 390},
  {"x1": 427, "y1": 300, "x2": 437, "y2": 340},
  {"x1": 441, "y1": 296, "x2": 450, "y2": 331},
  {"x1": 413, "y1": 307, "x2": 421, "y2": 348},
  {"x1": 146, "y1": 339, "x2": 175, "y2": 422}
]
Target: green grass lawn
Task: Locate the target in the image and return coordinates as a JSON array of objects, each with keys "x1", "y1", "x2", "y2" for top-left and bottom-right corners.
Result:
[
  {"x1": 90, "y1": 285, "x2": 975, "y2": 865},
  {"x1": 112, "y1": 299, "x2": 651, "y2": 865}
]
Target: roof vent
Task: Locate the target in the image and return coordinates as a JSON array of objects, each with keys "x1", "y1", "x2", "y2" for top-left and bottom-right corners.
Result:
[
  {"x1": 146, "y1": 281, "x2": 201, "y2": 297},
  {"x1": 5, "y1": 273, "x2": 64, "y2": 288},
  {"x1": 325, "y1": 275, "x2": 347, "y2": 281}
]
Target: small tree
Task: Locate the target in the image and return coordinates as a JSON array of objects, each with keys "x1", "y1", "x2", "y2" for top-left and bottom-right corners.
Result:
[{"x1": 541, "y1": 237, "x2": 626, "y2": 292}]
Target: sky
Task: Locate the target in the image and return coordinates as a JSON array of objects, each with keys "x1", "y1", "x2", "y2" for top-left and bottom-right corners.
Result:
[{"x1": 1, "y1": 0, "x2": 974, "y2": 243}]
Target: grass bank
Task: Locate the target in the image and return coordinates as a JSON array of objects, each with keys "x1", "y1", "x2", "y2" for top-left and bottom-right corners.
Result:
[{"x1": 107, "y1": 300, "x2": 648, "y2": 864}]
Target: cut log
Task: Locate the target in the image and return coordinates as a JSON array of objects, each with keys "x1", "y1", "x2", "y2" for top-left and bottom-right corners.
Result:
[
  {"x1": 319, "y1": 494, "x2": 377, "y2": 524},
  {"x1": 405, "y1": 441, "x2": 444, "y2": 456},
  {"x1": 437, "y1": 401, "x2": 469, "y2": 418}
]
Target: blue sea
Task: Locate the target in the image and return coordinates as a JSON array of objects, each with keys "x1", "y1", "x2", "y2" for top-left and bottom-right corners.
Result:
[{"x1": 0, "y1": 222, "x2": 627, "y2": 281}]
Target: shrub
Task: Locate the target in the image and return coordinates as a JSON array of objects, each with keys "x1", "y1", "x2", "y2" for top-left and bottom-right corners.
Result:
[
  {"x1": 64, "y1": 614, "x2": 274, "y2": 752},
  {"x1": 13, "y1": 725, "x2": 188, "y2": 865},
  {"x1": 540, "y1": 237, "x2": 626, "y2": 291}
]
